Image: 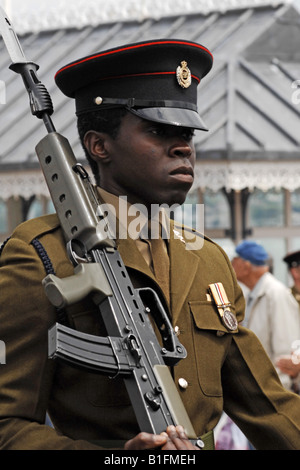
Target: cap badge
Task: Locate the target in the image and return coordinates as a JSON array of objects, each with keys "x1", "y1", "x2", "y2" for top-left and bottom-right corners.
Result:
[{"x1": 176, "y1": 61, "x2": 192, "y2": 89}]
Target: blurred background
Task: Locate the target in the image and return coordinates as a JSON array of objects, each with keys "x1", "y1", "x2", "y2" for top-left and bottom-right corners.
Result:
[{"x1": 1, "y1": 0, "x2": 300, "y2": 284}]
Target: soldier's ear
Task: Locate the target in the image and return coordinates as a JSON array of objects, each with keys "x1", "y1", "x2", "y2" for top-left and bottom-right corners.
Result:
[{"x1": 83, "y1": 130, "x2": 110, "y2": 162}]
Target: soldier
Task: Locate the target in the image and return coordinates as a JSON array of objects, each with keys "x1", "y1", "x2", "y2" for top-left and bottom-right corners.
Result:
[
  {"x1": 1, "y1": 39, "x2": 300, "y2": 450},
  {"x1": 283, "y1": 250, "x2": 300, "y2": 306}
]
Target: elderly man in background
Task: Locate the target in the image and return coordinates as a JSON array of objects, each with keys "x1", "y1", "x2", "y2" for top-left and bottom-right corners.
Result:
[
  {"x1": 232, "y1": 240, "x2": 300, "y2": 390},
  {"x1": 276, "y1": 250, "x2": 300, "y2": 392}
]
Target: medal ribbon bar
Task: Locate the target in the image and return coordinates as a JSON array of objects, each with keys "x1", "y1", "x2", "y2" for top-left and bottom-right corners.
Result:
[{"x1": 209, "y1": 282, "x2": 238, "y2": 331}]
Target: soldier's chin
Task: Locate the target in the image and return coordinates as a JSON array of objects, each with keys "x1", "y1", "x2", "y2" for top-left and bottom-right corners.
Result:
[{"x1": 165, "y1": 190, "x2": 191, "y2": 207}]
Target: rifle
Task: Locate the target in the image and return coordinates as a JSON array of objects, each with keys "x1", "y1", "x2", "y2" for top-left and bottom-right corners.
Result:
[{"x1": 0, "y1": 8, "x2": 203, "y2": 448}]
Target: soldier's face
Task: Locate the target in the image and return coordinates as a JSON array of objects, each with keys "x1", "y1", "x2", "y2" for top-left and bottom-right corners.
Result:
[{"x1": 98, "y1": 112, "x2": 196, "y2": 209}]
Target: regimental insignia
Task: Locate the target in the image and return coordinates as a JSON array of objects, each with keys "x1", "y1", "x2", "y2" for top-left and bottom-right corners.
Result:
[
  {"x1": 176, "y1": 60, "x2": 192, "y2": 88},
  {"x1": 173, "y1": 229, "x2": 186, "y2": 244},
  {"x1": 208, "y1": 282, "x2": 238, "y2": 332}
]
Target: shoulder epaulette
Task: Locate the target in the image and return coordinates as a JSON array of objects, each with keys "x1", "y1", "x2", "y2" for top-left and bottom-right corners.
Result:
[
  {"x1": 12, "y1": 213, "x2": 60, "y2": 245},
  {"x1": 0, "y1": 215, "x2": 67, "y2": 325}
]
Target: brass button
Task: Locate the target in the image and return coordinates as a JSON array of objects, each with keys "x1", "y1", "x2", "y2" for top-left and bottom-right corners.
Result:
[{"x1": 178, "y1": 378, "x2": 188, "y2": 390}]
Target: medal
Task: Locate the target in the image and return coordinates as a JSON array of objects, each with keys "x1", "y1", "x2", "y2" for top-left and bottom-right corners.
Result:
[
  {"x1": 222, "y1": 309, "x2": 238, "y2": 331},
  {"x1": 208, "y1": 282, "x2": 238, "y2": 331}
]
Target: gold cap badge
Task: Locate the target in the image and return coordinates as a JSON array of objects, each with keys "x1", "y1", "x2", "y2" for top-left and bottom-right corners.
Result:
[{"x1": 176, "y1": 61, "x2": 192, "y2": 88}]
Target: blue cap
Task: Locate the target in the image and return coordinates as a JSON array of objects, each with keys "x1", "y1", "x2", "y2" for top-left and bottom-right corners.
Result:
[{"x1": 235, "y1": 241, "x2": 268, "y2": 266}]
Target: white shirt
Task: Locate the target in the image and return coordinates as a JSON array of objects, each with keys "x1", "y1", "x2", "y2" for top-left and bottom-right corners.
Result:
[{"x1": 245, "y1": 272, "x2": 300, "y2": 390}]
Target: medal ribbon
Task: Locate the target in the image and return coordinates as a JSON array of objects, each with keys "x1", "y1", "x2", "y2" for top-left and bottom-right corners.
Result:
[
  {"x1": 209, "y1": 283, "x2": 230, "y2": 313},
  {"x1": 209, "y1": 282, "x2": 238, "y2": 331}
]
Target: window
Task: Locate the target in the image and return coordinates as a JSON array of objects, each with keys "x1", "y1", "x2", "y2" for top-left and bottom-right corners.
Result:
[
  {"x1": 47, "y1": 199, "x2": 55, "y2": 214},
  {"x1": 26, "y1": 199, "x2": 43, "y2": 220},
  {"x1": 26, "y1": 197, "x2": 55, "y2": 221},
  {"x1": 291, "y1": 189, "x2": 300, "y2": 226},
  {"x1": 247, "y1": 189, "x2": 300, "y2": 284},
  {"x1": 173, "y1": 190, "x2": 203, "y2": 231},
  {"x1": 203, "y1": 189, "x2": 230, "y2": 230},
  {"x1": 248, "y1": 189, "x2": 284, "y2": 227},
  {"x1": 0, "y1": 199, "x2": 8, "y2": 233}
]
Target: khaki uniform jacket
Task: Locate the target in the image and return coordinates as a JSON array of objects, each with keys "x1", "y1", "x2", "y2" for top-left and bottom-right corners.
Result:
[{"x1": 1, "y1": 214, "x2": 300, "y2": 450}]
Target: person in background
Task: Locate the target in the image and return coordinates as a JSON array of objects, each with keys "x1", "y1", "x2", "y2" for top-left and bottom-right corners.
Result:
[
  {"x1": 231, "y1": 240, "x2": 300, "y2": 390},
  {"x1": 276, "y1": 347, "x2": 300, "y2": 393},
  {"x1": 276, "y1": 250, "x2": 300, "y2": 392},
  {"x1": 283, "y1": 250, "x2": 300, "y2": 307}
]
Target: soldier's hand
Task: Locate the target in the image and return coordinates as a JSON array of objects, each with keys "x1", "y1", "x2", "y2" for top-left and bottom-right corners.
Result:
[
  {"x1": 161, "y1": 425, "x2": 200, "y2": 450},
  {"x1": 124, "y1": 432, "x2": 168, "y2": 450},
  {"x1": 124, "y1": 425, "x2": 200, "y2": 450}
]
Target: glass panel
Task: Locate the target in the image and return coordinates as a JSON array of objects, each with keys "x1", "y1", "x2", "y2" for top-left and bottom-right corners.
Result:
[
  {"x1": 203, "y1": 189, "x2": 230, "y2": 230},
  {"x1": 26, "y1": 199, "x2": 43, "y2": 220},
  {"x1": 173, "y1": 191, "x2": 203, "y2": 231},
  {"x1": 47, "y1": 199, "x2": 55, "y2": 215},
  {"x1": 248, "y1": 189, "x2": 284, "y2": 227},
  {"x1": 0, "y1": 200, "x2": 8, "y2": 234},
  {"x1": 291, "y1": 189, "x2": 300, "y2": 226}
]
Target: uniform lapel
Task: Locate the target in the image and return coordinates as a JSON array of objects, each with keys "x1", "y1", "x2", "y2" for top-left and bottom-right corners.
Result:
[
  {"x1": 168, "y1": 230, "x2": 199, "y2": 324},
  {"x1": 117, "y1": 236, "x2": 154, "y2": 280}
]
